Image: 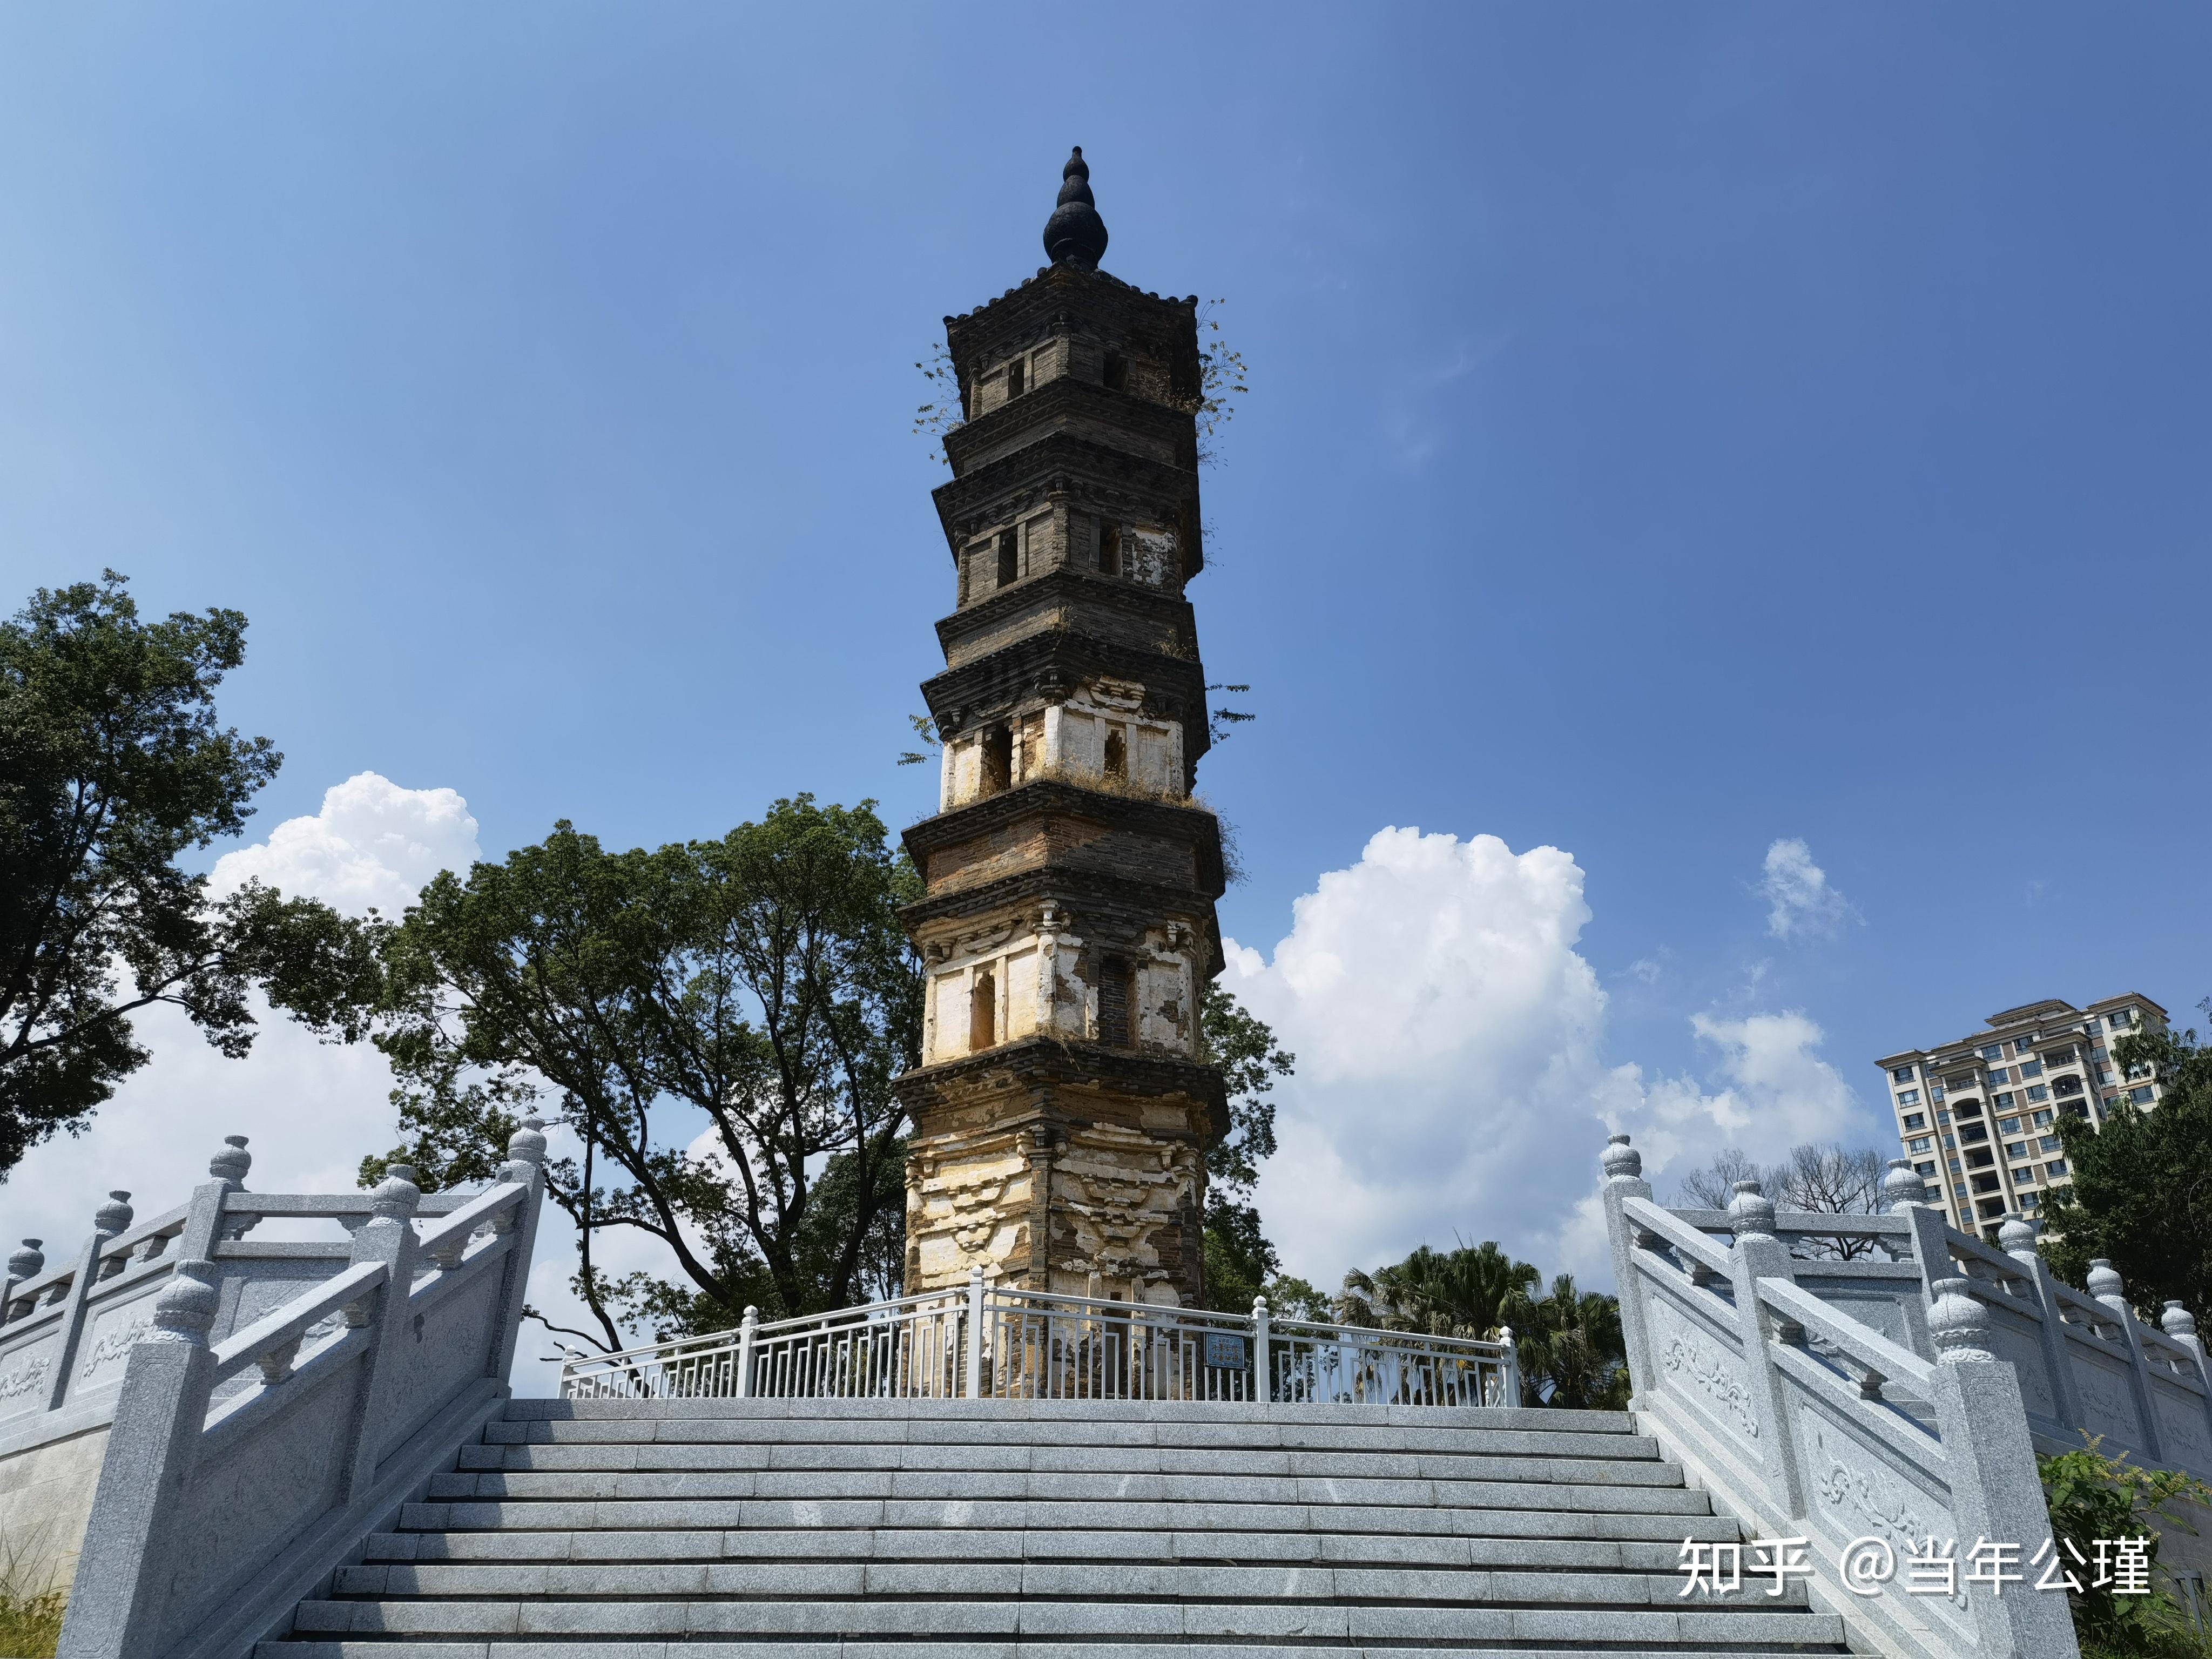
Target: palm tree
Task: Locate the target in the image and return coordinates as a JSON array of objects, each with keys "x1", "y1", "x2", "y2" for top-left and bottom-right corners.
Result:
[
  {"x1": 1339, "y1": 1242, "x2": 1539, "y2": 1340},
  {"x1": 1515, "y1": 1274, "x2": 1629, "y2": 1408}
]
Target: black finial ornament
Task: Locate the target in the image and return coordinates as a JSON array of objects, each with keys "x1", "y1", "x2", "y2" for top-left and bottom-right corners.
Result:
[{"x1": 1042, "y1": 146, "x2": 1108, "y2": 270}]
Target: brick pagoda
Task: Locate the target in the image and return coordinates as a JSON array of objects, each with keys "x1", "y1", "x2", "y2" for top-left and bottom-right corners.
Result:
[{"x1": 895, "y1": 149, "x2": 1229, "y2": 1307}]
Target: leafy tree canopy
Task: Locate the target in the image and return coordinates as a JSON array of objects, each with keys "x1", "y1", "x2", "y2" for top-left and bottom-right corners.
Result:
[
  {"x1": 1197, "y1": 983, "x2": 1306, "y2": 1316},
  {"x1": 362, "y1": 797, "x2": 922, "y2": 1351},
  {"x1": 1339, "y1": 1240, "x2": 1628, "y2": 1408},
  {"x1": 0, "y1": 572, "x2": 377, "y2": 1171},
  {"x1": 2043, "y1": 1022, "x2": 2212, "y2": 1317}
]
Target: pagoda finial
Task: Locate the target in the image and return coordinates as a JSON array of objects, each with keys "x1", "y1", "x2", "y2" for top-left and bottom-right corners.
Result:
[{"x1": 1042, "y1": 146, "x2": 1108, "y2": 270}]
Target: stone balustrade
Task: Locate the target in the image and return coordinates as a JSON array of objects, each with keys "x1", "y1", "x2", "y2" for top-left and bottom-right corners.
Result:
[
  {"x1": 1599, "y1": 1134, "x2": 2212, "y2": 1659},
  {"x1": 5, "y1": 1121, "x2": 549, "y2": 1659}
]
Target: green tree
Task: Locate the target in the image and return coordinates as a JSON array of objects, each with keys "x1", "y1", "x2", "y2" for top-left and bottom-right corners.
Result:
[
  {"x1": 1515, "y1": 1273, "x2": 1630, "y2": 1409},
  {"x1": 1338, "y1": 1243, "x2": 1628, "y2": 1408},
  {"x1": 2039, "y1": 1435, "x2": 2212, "y2": 1657},
  {"x1": 1339, "y1": 1240, "x2": 1538, "y2": 1340},
  {"x1": 0, "y1": 572, "x2": 377, "y2": 1171},
  {"x1": 365, "y1": 797, "x2": 923, "y2": 1350},
  {"x1": 2043, "y1": 1021, "x2": 2212, "y2": 1317},
  {"x1": 1197, "y1": 983, "x2": 1298, "y2": 1314}
]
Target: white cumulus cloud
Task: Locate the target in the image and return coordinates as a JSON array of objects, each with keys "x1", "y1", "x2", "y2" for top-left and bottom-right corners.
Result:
[
  {"x1": 211, "y1": 771, "x2": 480, "y2": 916},
  {"x1": 1758, "y1": 837, "x2": 1854, "y2": 941},
  {"x1": 1228, "y1": 827, "x2": 1869, "y2": 1294}
]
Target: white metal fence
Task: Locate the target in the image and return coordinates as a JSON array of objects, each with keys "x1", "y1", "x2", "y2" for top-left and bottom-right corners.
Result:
[{"x1": 559, "y1": 1272, "x2": 1520, "y2": 1408}]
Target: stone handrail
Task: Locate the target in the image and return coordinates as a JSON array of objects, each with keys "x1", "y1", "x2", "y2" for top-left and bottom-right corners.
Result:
[
  {"x1": 1604, "y1": 1135, "x2": 2086, "y2": 1659},
  {"x1": 51, "y1": 1118, "x2": 548, "y2": 1659}
]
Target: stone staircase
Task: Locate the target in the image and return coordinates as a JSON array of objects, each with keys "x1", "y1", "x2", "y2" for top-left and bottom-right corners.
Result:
[{"x1": 260, "y1": 1398, "x2": 1850, "y2": 1656}]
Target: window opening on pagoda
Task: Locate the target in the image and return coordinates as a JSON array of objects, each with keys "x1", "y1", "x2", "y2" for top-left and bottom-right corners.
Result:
[
  {"x1": 1097, "y1": 520, "x2": 1121, "y2": 577},
  {"x1": 969, "y1": 971, "x2": 996, "y2": 1052},
  {"x1": 1103, "y1": 349, "x2": 1127, "y2": 393},
  {"x1": 1103, "y1": 727, "x2": 1127, "y2": 781},
  {"x1": 1006, "y1": 357, "x2": 1026, "y2": 400},
  {"x1": 996, "y1": 529, "x2": 1019, "y2": 588},
  {"x1": 1096, "y1": 955, "x2": 1132, "y2": 1047},
  {"x1": 981, "y1": 727, "x2": 1013, "y2": 796}
]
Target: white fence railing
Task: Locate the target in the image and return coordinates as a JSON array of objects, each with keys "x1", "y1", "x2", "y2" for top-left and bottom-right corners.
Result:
[{"x1": 560, "y1": 1273, "x2": 1520, "y2": 1409}]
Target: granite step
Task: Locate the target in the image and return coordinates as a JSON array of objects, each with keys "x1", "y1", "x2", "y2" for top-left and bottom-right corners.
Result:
[
  {"x1": 359, "y1": 1526, "x2": 1708, "y2": 1568},
  {"x1": 397, "y1": 1497, "x2": 1737, "y2": 1541},
  {"x1": 416, "y1": 1471, "x2": 1711, "y2": 1513},
  {"x1": 268, "y1": 1646, "x2": 1852, "y2": 1658},
  {"x1": 483, "y1": 1418, "x2": 1658, "y2": 1459},
  {"x1": 451, "y1": 1443, "x2": 1682, "y2": 1485},
  {"x1": 280, "y1": 1598, "x2": 1843, "y2": 1645},
  {"x1": 327, "y1": 1560, "x2": 1764, "y2": 1607}
]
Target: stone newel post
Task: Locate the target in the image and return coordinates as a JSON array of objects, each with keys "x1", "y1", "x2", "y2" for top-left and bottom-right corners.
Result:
[
  {"x1": 1923, "y1": 1278, "x2": 2080, "y2": 1659},
  {"x1": 56, "y1": 1260, "x2": 221, "y2": 1659},
  {"x1": 1597, "y1": 1136, "x2": 1655, "y2": 1407},
  {"x1": 339, "y1": 1165, "x2": 423, "y2": 1503},
  {"x1": 1721, "y1": 1181, "x2": 1805, "y2": 1517}
]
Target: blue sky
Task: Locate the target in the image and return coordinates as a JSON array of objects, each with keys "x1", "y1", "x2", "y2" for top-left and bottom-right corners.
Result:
[{"x1": 3, "y1": 6, "x2": 2207, "y2": 1310}]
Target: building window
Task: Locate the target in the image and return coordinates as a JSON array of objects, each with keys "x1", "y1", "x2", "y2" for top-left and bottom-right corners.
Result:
[
  {"x1": 2045, "y1": 1159, "x2": 2068, "y2": 1178},
  {"x1": 2005, "y1": 1142, "x2": 2028, "y2": 1161},
  {"x1": 2108, "y1": 1009, "x2": 2134, "y2": 1030},
  {"x1": 1972, "y1": 1173, "x2": 2000, "y2": 1194},
  {"x1": 1980, "y1": 1045, "x2": 2005, "y2": 1063},
  {"x1": 2052, "y1": 1075, "x2": 2082, "y2": 1097},
  {"x1": 1096, "y1": 955, "x2": 1133, "y2": 1047},
  {"x1": 1931, "y1": 1084, "x2": 1946, "y2": 1102},
  {"x1": 1947, "y1": 1157, "x2": 1962, "y2": 1174},
  {"x1": 969, "y1": 971, "x2": 996, "y2": 1052},
  {"x1": 981, "y1": 727, "x2": 1013, "y2": 797},
  {"x1": 2032, "y1": 1110, "x2": 2053, "y2": 1128},
  {"x1": 1908, "y1": 1136, "x2": 1932, "y2": 1154},
  {"x1": 2019, "y1": 1060, "x2": 2044, "y2": 1079},
  {"x1": 1896, "y1": 1088, "x2": 1921, "y2": 1108},
  {"x1": 1992, "y1": 1092, "x2": 2014, "y2": 1110},
  {"x1": 1987, "y1": 1067, "x2": 2012, "y2": 1087},
  {"x1": 1955, "y1": 1098, "x2": 1985, "y2": 1119},
  {"x1": 2095, "y1": 1066, "x2": 2115, "y2": 1085},
  {"x1": 1891, "y1": 1064, "x2": 1917, "y2": 1083},
  {"x1": 1937, "y1": 1110, "x2": 1952, "y2": 1125},
  {"x1": 997, "y1": 529, "x2": 1020, "y2": 588},
  {"x1": 2128, "y1": 1085, "x2": 2155, "y2": 1105},
  {"x1": 1914, "y1": 1160, "x2": 1935, "y2": 1177},
  {"x1": 2039, "y1": 1135, "x2": 2062, "y2": 1152},
  {"x1": 1998, "y1": 1116, "x2": 2021, "y2": 1135},
  {"x1": 1097, "y1": 519, "x2": 1122, "y2": 576},
  {"x1": 2026, "y1": 1084, "x2": 2049, "y2": 1103},
  {"x1": 1902, "y1": 1112, "x2": 1926, "y2": 1130},
  {"x1": 1103, "y1": 349, "x2": 1127, "y2": 392},
  {"x1": 1006, "y1": 358, "x2": 1026, "y2": 400},
  {"x1": 1952, "y1": 1182, "x2": 1968, "y2": 1199}
]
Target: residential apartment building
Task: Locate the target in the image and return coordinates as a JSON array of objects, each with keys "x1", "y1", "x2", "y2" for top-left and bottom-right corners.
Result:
[{"x1": 1875, "y1": 994, "x2": 2168, "y2": 1237}]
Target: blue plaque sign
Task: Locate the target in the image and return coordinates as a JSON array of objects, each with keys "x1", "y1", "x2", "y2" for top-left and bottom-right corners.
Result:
[{"x1": 1203, "y1": 1332, "x2": 1247, "y2": 1370}]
